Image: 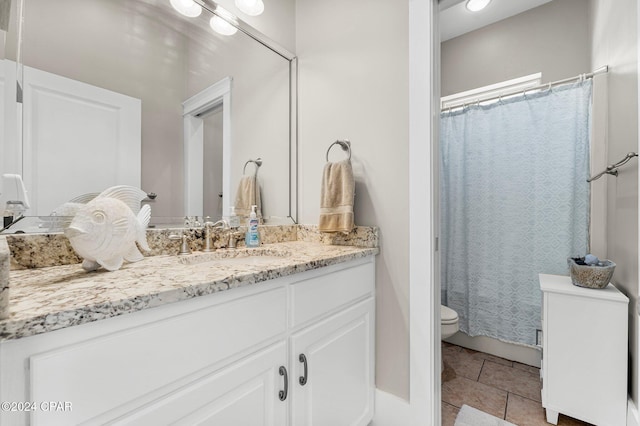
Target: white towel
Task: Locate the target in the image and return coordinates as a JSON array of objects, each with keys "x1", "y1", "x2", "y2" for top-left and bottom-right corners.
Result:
[
  {"x1": 234, "y1": 175, "x2": 262, "y2": 222},
  {"x1": 319, "y1": 159, "x2": 355, "y2": 233}
]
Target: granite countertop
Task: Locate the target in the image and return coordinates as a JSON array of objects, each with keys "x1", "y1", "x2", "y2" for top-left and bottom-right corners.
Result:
[{"x1": 0, "y1": 241, "x2": 378, "y2": 341}]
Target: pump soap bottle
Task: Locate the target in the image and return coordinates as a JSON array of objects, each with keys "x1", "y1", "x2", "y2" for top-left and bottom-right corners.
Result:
[{"x1": 245, "y1": 205, "x2": 260, "y2": 248}]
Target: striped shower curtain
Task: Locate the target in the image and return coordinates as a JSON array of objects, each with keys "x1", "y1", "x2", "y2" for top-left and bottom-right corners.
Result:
[{"x1": 440, "y1": 80, "x2": 592, "y2": 346}]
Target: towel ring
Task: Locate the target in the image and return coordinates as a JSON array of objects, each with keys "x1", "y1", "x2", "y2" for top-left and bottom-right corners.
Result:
[
  {"x1": 243, "y1": 158, "x2": 262, "y2": 175},
  {"x1": 326, "y1": 139, "x2": 351, "y2": 162}
]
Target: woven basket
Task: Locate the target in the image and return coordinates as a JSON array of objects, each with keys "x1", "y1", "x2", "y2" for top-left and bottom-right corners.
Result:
[{"x1": 567, "y1": 257, "x2": 616, "y2": 289}]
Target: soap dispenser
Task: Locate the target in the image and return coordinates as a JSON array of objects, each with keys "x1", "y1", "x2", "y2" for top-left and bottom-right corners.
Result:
[
  {"x1": 245, "y1": 205, "x2": 260, "y2": 248},
  {"x1": 228, "y1": 206, "x2": 240, "y2": 228}
]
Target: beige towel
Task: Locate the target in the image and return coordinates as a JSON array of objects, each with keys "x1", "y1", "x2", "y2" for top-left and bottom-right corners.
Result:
[
  {"x1": 235, "y1": 175, "x2": 262, "y2": 222},
  {"x1": 319, "y1": 160, "x2": 355, "y2": 233}
]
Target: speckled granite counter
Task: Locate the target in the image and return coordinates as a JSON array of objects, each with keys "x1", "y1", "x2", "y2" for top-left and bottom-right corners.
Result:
[
  {"x1": 0, "y1": 240, "x2": 378, "y2": 341},
  {"x1": 0, "y1": 237, "x2": 9, "y2": 320}
]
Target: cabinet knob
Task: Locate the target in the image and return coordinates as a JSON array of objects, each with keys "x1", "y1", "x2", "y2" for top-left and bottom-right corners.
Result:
[
  {"x1": 299, "y1": 353, "x2": 308, "y2": 386},
  {"x1": 279, "y1": 366, "x2": 288, "y2": 401}
]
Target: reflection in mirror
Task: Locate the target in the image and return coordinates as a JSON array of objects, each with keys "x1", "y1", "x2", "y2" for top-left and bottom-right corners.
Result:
[{"x1": 1, "y1": 0, "x2": 296, "y2": 233}]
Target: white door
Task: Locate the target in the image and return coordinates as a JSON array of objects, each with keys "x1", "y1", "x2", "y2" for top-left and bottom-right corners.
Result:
[
  {"x1": 113, "y1": 341, "x2": 289, "y2": 426},
  {"x1": 1, "y1": 60, "x2": 19, "y2": 180},
  {"x1": 22, "y1": 66, "x2": 141, "y2": 215},
  {"x1": 291, "y1": 298, "x2": 375, "y2": 426}
]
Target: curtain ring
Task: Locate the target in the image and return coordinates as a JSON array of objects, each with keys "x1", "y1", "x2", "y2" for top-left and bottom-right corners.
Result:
[{"x1": 547, "y1": 82, "x2": 552, "y2": 91}]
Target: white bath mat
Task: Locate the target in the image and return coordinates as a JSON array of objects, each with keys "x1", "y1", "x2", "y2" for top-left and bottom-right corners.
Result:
[{"x1": 454, "y1": 404, "x2": 517, "y2": 426}]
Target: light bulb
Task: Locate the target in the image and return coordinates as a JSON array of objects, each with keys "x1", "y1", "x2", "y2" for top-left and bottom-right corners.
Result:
[
  {"x1": 465, "y1": 0, "x2": 491, "y2": 12},
  {"x1": 170, "y1": 0, "x2": 202, "y2": 18},
  {"x1": 235, "y1": 0, "x2": 264, "y2": 16},
  {"x1": 210, "y1": 16, "x2": 238, "y2": 36}
]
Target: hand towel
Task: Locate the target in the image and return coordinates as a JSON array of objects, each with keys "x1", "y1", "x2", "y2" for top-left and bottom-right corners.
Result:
[
  {"x1": 319, "y1": 159, "x2": 355, "y2": 233},
  {"x1": 234, "y1": 175, "x2": 262, "y2": 221}
]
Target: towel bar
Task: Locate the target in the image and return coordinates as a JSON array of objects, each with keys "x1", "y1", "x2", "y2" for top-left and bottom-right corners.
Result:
[
  {"x1": 588, "y1": 152, "x2": 637, "y2": 182},
  {"x1": 243, "y1": 158, "x2": 263, "y2": 175},
  {"x1": 326, "y1": 140, "x2": 351, "y2": 162}
]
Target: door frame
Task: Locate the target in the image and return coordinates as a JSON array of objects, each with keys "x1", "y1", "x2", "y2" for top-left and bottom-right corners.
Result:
[
  {"x1": 409, "y1": 0, "x2": 440, "y2": 425},
  {"x1": 182, "y1": 76, "x2": 232, "y2": 218}
]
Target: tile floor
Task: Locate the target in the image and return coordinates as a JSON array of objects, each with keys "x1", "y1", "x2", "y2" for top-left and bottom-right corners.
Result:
[{"x1": 441, "y1": 342, "x2": 593, "y2": 426}]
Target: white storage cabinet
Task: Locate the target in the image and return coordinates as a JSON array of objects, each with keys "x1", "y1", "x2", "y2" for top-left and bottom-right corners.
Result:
[{"x1": 539, "y1": 274, "x2": 628, "y2": 426}]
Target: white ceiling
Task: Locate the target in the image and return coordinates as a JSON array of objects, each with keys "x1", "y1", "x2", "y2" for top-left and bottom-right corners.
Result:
[{"x1": 439, "y1": 0, "x2": 554, "y2": 42}]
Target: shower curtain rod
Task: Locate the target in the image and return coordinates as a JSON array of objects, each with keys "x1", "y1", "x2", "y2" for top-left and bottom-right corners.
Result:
[{"x1": 443, "y1": 65, "x2": 609, "y2": 111}]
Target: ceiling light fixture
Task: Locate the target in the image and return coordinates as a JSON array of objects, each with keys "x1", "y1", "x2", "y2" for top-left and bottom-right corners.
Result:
[
  {"x1": 235, "y1": 0, "x2": 264, "y2": 16},
  {"x1": 465, "y1": 0, "x2": 491, "y2": 12},
  {"x1": 170, "y1": 0, "x2": 202, "y2": 18},
  {"x1": 210, "y1": 16, "x2": 238, "y2": 36}
]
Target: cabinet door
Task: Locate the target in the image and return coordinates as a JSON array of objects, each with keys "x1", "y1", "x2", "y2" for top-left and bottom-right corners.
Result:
[
  {"x1": 112, "y1": 341, "x2": 289, "y2": 426},
  {"x1": 291, "y1": 297, "x2": 374, "y2": 426}
]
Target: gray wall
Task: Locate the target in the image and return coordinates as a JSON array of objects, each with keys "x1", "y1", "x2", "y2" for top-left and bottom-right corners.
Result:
[
  {"x1": 441, "y1": 0, "x2": 590, "y2": 96},
  {"x1": 590, "y1": 0, "x2": 639, "y2": 405},
  {"x1": 296, "y1": 0, "x2": 411, "y2": 400}
]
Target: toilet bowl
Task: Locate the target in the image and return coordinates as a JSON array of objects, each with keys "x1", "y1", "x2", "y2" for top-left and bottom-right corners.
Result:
[
  {"x1": 441, "y1": 304, "x2": 459, "y2": 339},
  {"x1": 441, "y1": 305, "x2": 459, "y2": 373}
]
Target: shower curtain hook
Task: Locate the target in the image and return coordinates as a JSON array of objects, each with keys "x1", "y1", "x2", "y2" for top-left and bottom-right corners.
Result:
[{"x1": 547, "y1": 82, "x2": 552, "y2": 92}]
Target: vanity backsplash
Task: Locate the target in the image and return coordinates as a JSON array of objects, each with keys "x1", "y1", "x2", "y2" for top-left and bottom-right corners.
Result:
[{"x1": 6, "y1": 225, "x2": 378, "y2": 270}]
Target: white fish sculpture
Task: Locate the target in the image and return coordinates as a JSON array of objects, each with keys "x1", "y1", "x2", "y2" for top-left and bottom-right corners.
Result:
[{"x1": 65, "y1": 186, "x2": 151, "y2": 272}]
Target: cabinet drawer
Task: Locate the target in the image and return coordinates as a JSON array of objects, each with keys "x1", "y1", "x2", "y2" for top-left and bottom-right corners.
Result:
[
  {"x1": 291, "y1": 261, "x2": 374, "y2": 328},
  {"x1": 30, "y1": 287, "x2": 287, "y2": 426}
]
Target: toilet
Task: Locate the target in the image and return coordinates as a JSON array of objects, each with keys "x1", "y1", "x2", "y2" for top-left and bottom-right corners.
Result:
[
  {"x1": 441, "y1": 305, "x2": 459, "y2": 340},
  {"x1": 441, "y1": 305, "x2": 459, "y2": 372}
]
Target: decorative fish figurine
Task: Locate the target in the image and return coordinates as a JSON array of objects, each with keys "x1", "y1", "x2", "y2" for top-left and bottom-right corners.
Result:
[{"x1": 65, "y1": 186, "x2": 151, "y2": 272}]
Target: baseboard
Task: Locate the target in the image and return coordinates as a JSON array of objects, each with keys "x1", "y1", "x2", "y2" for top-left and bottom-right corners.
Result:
[
  {"x1": 628, "y1": 397, "x2": 639, "y2": 426},
  {"x1": 445, "y1": 332, "x2": 541, "y2": 368},
  {"x1": 369, "y1": 389, "x2": 410, "y2": 426}
]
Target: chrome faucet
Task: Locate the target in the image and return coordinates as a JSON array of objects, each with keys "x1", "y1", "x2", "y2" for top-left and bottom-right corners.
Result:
[{"x1": 203, "y1": 219, "x2": 229, "y2": 251}]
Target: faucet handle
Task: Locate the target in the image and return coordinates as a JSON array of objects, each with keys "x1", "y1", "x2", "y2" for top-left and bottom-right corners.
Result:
[
  {"x1": 169, "y1": 234, "x2": 191, "y2": 255},
  {"x1": 228, "y1": 231, "x2": 244, "y2": 249}
]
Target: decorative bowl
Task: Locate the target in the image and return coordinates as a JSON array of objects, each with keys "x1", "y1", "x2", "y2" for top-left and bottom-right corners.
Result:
[{"x1": 567, "y1": 257, "x2": 616, "y2": 289}]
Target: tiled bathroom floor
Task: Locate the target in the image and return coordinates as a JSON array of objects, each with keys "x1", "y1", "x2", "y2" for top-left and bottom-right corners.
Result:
[{"x1": 441, "y1": 342, "x2": 593, "y2": 426}]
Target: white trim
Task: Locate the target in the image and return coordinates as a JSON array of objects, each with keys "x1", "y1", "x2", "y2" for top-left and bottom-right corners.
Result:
[
  {"x1": 370, "y1": 390, "x2": 410, "y2": 426},
  {"x1": 627, "y1": 0, "x2": 640, "y2": 426},
  {"x1": 182, "y1": 77, "x2": 232, "y2": 217},
  {"x1": 183, "y1": 77, "x2": 232, "y2": 116},
  {"x1": 629, "y1": 397, "x2": 640, "y2": 426},
  {"x1": 409, "y1": 0, "x2": 439, "y2": 425},
  {"x1": 440, "y1": 72, "x2": 542, "y2": 110}
]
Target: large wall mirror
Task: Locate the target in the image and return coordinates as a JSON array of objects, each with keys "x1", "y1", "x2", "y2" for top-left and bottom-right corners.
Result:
[{"x1": 0, "y1": 0, "x2": 297, "y2": 232}]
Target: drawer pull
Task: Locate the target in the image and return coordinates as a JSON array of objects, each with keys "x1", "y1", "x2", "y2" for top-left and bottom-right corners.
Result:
[
  {"x1": 299, "y1": 353, "x2": 308, "y2": 386},
  {"x1": 279, "y1": 366, "x2": 288, "y2": 401}
]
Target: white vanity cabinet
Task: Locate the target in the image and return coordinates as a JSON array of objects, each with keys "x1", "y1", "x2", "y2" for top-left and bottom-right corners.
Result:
[
  {"x1": 539, "y1": 274, "x2": 628, "y2": 426},
  {"x1": 289, "y1": 261, "x2": 375, "y2": 426},
  {"x1": 0, "y1": 256, "x2": 375, "y2": 426}
]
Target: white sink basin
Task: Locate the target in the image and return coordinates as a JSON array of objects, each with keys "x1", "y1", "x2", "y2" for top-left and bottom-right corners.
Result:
[{"x1": 178, "y1": 248, "x2": 291, "y2": 267}]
